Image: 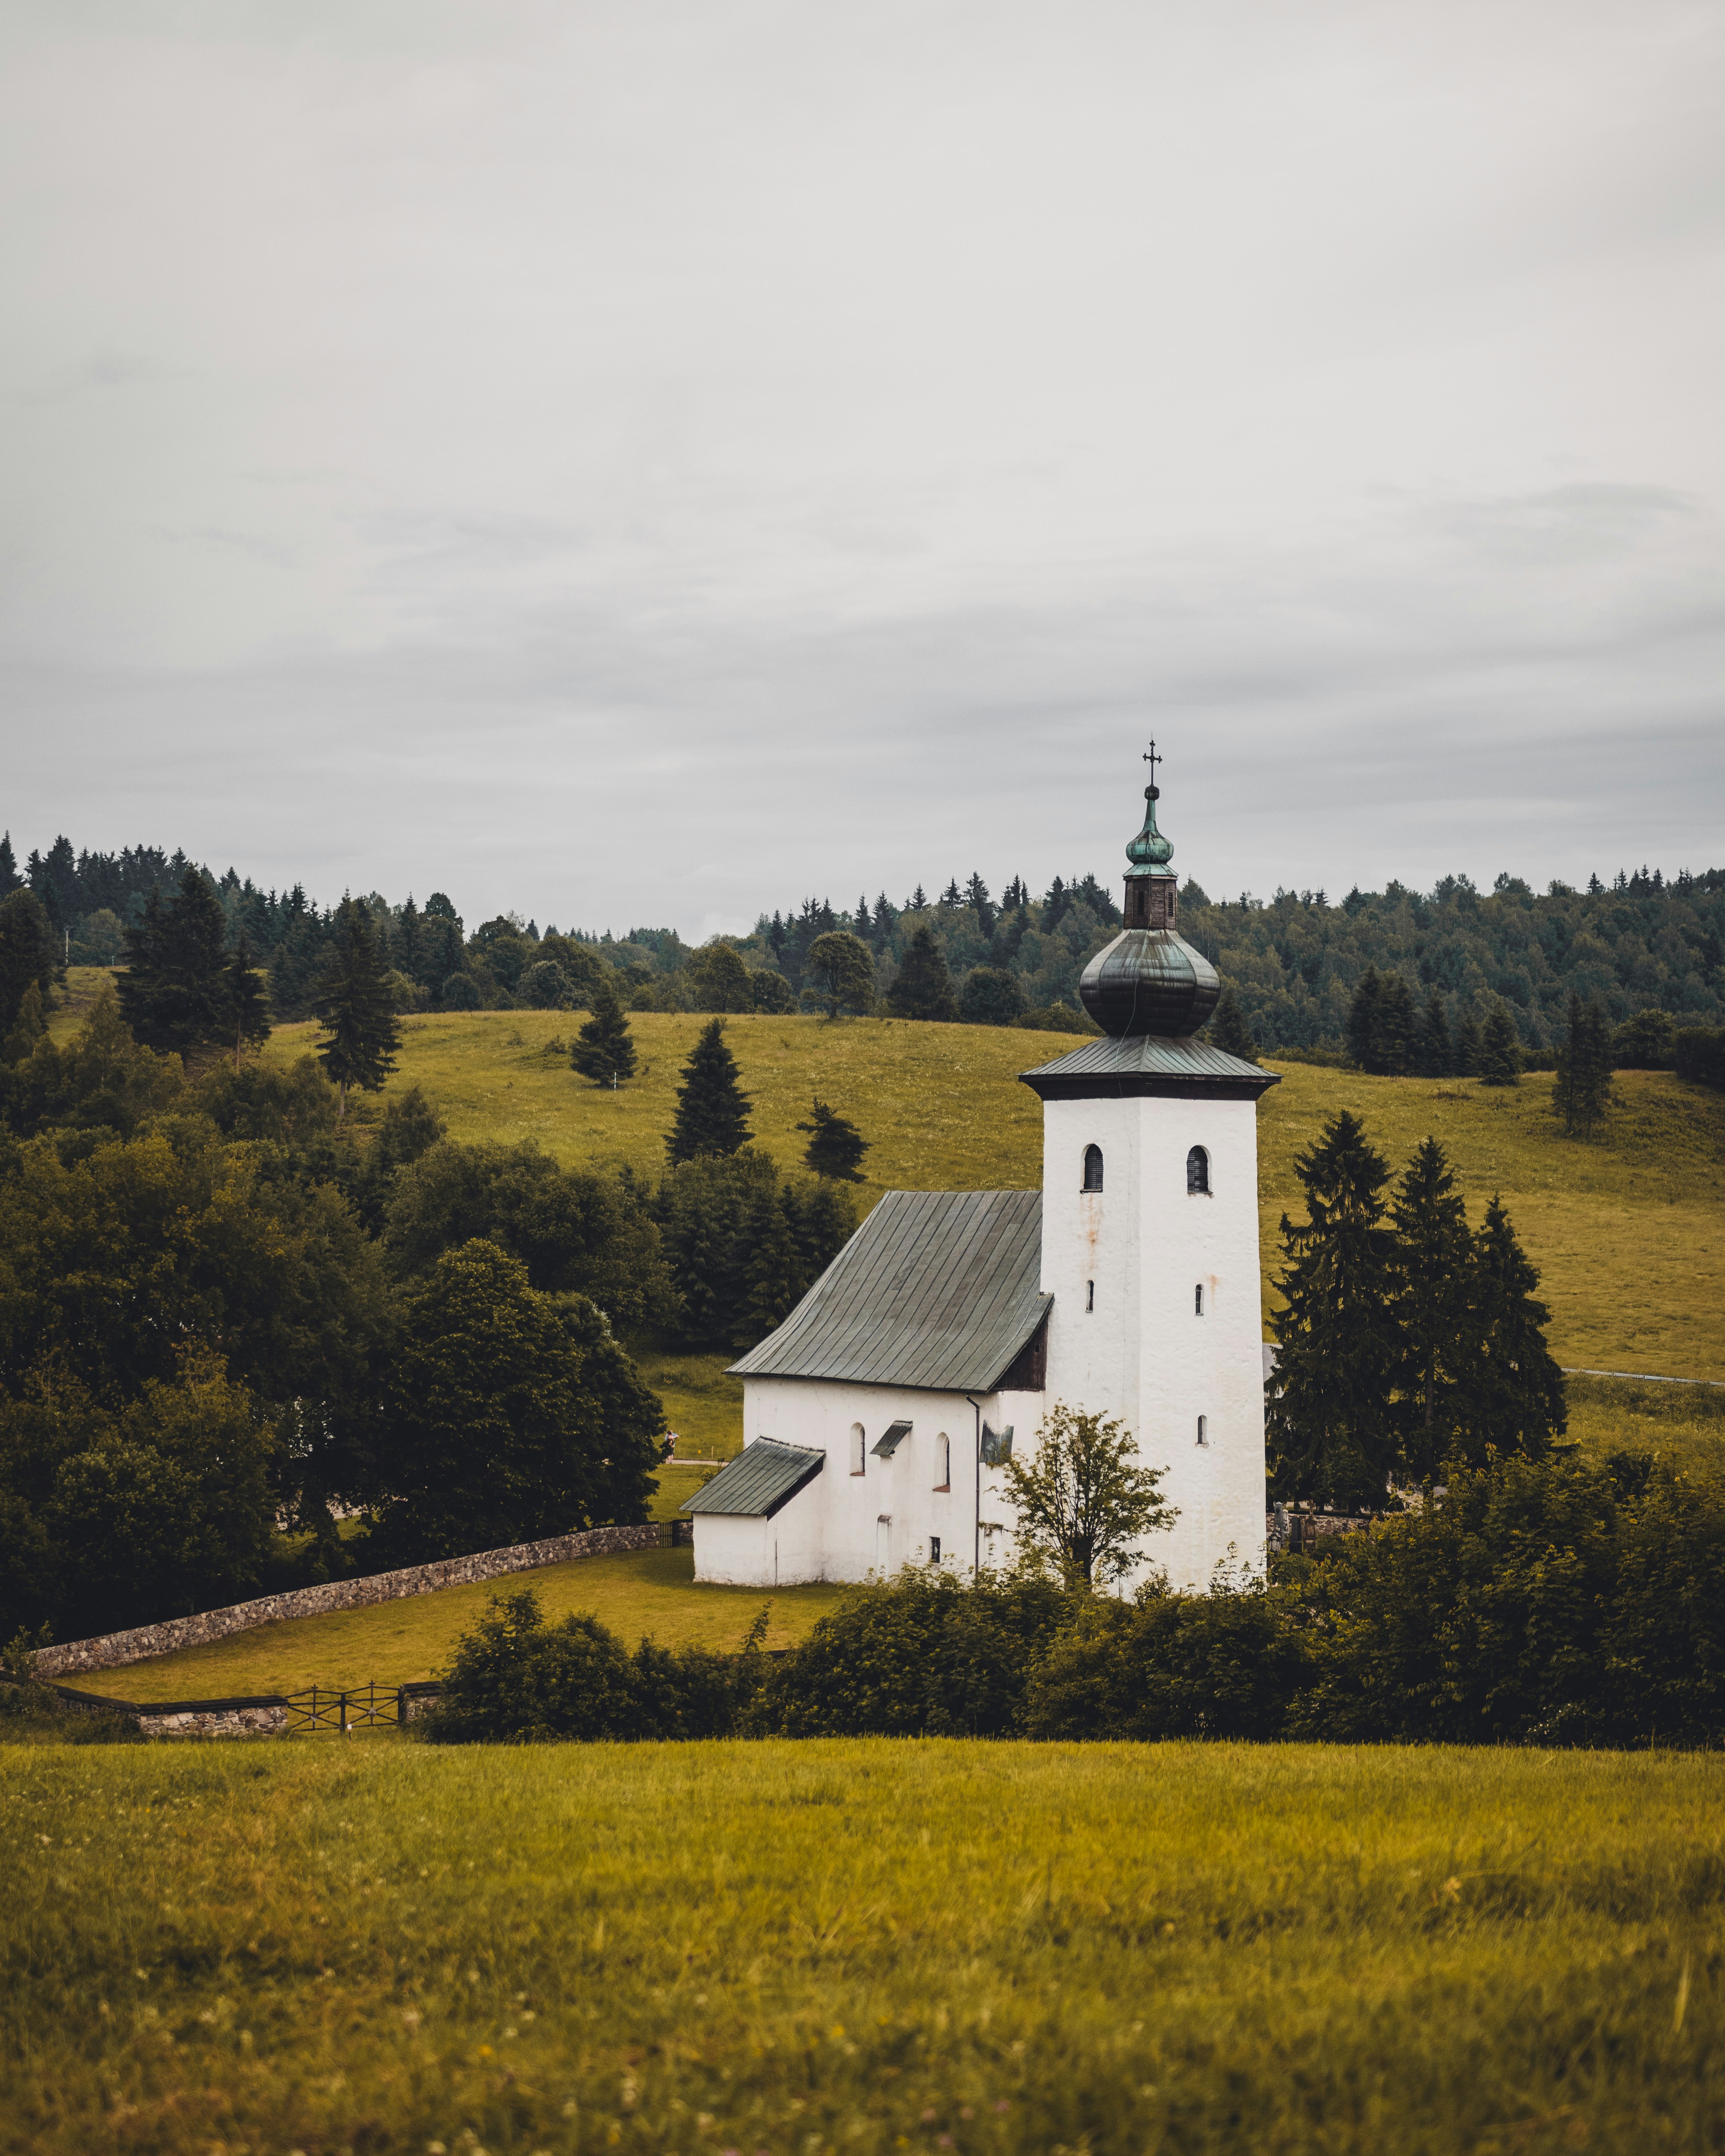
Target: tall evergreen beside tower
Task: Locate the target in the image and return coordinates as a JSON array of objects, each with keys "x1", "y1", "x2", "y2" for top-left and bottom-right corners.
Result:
[
  {"x1": 1265, "y1": 1111, "x2": 1399, "y2": 1509},
  {"x1": 1456, "y1": 1197, "x2": 1567, "y2": 1463},
  {"x1": 1208, "y1": 986, "x2": 1257, "y2": 1061},
  {"x1": 1388, "y1": 1137, "x2": 1471, "y2": 1481}
]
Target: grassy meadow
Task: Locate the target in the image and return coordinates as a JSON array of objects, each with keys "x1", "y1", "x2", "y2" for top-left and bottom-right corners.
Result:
[
  {"x1": 81, "y1": 1547, "x2": 842, "y2": 1707},
  {"x1": 242, "y1": 1004, "x2": 1725, "y2": 1382},
  {"x1": 3, "y1": 1739, "x2": 1720, "y2": 2155}
]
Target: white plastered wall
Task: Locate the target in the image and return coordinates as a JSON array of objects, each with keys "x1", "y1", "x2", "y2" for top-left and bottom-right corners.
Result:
[
  {"x1": 692, "y1": 1376, "x2": 1020, "y2": 1587},
  {"x1": 1013, "y1": 1090, "x2": 1267, "y2": 1592}
]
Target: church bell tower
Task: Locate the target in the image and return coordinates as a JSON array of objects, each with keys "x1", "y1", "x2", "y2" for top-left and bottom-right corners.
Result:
[{"x1": 1018, "y1": 751, "x2": 1280, "y2": 1589}]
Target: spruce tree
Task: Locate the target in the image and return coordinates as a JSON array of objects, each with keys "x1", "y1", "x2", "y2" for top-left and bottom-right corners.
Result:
[
  {"x1": 784, "y1": 1175, "x2": 858, "y2": 1281},
  {"x1": 1388, "y1": 1138, "x2": 1471, "y2": 1481},
  {"x1": 666, "y1": 1018, "x2": 752, "y2": 1162},
  {"x1": 1266, "y1": 1109, "x2": 1399, "y2": 1509},
  {"x1": 1553, "y1": 992, "x2": 1613, "y2": 1137},
  {"x1": 225, "y1": 929, "x2": 273, "y2": 1070},
  {"x1": 1374, "y1": 973, "x2": 1415, "y2": 1075},
  {"x1": 313, "y1": 897, "x2": 401, "y2": 1119},
  {"x1": 797, "y1": 1096, "x2": 870, "y2": 1181},
  {"x1": 0, "y1": 887, "x2": 56, "y2": 1033},
  {"x1": 1416, "y1": 990, "x2": 1452, "y2": 1078},
  {"x1": 1456, "y1": 1012, "x2": 1483, "y2": 1078},
  {"x1": 116, "y1": 867, "x2": 230, "y2": 1054},
  {"x1": 1346, "y1": 968, "x2": 1381, "y2": 1069},
  {"x1": 1454, "y1": 1196, "x2": 1566, "y2": 1465},
  {"x1": 734, "y1": 1179, "x2": 804, "y2": 1348},
  {"x1": 1208, "y1": 985, "x2": 1257, "y2": 1061},
  {"x1": 0, "y1": 831, "x2": 21, "y2": 896},
  {"x1": 1477, "y1": 1003, "x2": 1522, "y2": 1087},
  {"x1": 571, "y1": 973, "x2": 637, "y2": 1087},
  {"x1": 887, "y1": 925, "x2": 959, "y2": 1022}
]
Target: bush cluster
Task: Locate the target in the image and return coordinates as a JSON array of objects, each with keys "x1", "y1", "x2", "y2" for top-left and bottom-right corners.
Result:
[{"x1": 421, "y1": 1450, "x2": 1725, "y2": 1751}]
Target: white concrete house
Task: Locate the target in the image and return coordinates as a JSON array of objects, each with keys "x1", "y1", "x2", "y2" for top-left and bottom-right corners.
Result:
[{"x1": 685, "y1": 765, "x2": 1280, "y2": 1593}]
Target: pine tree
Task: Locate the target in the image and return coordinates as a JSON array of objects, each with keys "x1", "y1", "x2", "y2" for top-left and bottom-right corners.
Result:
[
  {"x1": 1553, "y1": 991, "x2": 1613, "y2": 1137},
  {"x1": 1456, "y1": 1012, "x2": 1483, "y2": 1078},
  {"x1": 0, "y1": 978, "x2": 47, "y2": 1066},
  {"x1": 666, "y1": 1018, "x2": 752, "y2": 1163},
  {"x1": 0, "y1": 887, "x2": 56, "y2": 1033},
  {"x1": 1208, "y1": 986, "x2": 1257, "y2": 1061},
  {"x1": 887, "y1": 926, "x2": 959, "y2": 1022},
  {"x1": 853, "y1": 895, "x2": 872, "y2": 941},
  {"x1": 1455, "y1": 1196, "x2": 1566, "y2": 1465},
  {"x1": 571, "y1": 973, "x2": 637, "y2": 1087},
  {"x1": 1346, "y1": 968, "x2": 1381, "y2": 1069},
  {"x1": 1477, "y1": 1003, "x2": 1522, "y2": 1087},
  {"x1": 0, "y1": 832, "x2": 22, "y2": 896},
  {"x1": 734, "y1": 1179, "x2": 804, "y2": 1348},
  {"x1": 1388, "y1": 1138, "x2": 1472, "y2": 1481},
  {"x1": 224, "y1": 929, "x2": 273, "y2": 1070},
  {"x1": 1375, "y1": 974, "x2": 1415, "y2": 1075},
  {"x1": 797, "y1": 1096, "x2": 870, "y2": 1181},
  {"x1": 116, "y1": 866, "x2": 231, "y2": 1055},
  {"x1": 1266, "y1": 1110, "x2": 1399, "y2": 1509},
  {"x1": 784, "y1": 1175, "x2": 858, "y2": 1282},
  {"x1": 1416, "y1": 990, "x2": 1452, "y2": 1078},
  {"x1": 313, "y1": 897, "x2": 401, "y2": 1119}
]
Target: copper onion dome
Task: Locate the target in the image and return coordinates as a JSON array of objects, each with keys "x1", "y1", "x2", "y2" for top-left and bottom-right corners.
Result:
[{"x1": 1077, "y1": 755, "x2": 1220, "y2": 1038}]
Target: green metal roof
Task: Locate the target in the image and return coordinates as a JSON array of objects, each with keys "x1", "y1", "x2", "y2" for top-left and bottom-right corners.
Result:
[
  {"x1": 681, "y1": 1439, "x2": 825, "y2": 1519},
  {"x1": 1021, "y1": 1033, "x2": 1280, "y2": 1101},
  {"x1": 871, "y1": 1419, "x2": 913, "y2": 1457},
  {"x1": 728, "y1": 1188, "x2": 1051, "y2": 1394}
]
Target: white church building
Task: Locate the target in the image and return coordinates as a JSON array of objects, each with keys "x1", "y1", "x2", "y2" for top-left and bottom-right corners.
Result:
[{"x1": 685, "y1": 764, "x2": 1280, "y2": 1595}]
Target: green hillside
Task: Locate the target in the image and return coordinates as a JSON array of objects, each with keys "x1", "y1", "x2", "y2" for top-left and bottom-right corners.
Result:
[{"x1": 257, "y1": 1006, "x2": 1725, "y2": 1381}]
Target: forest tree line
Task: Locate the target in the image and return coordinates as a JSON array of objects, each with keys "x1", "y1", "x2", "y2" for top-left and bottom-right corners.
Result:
[{"x1": 6, "y1": 825, "x2": 1722, "y2": 1053}]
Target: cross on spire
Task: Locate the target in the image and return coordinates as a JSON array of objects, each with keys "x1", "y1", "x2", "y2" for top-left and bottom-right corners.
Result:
[{"x1": 1142, "y1": 738, "x2": 1162, "y2": 786}]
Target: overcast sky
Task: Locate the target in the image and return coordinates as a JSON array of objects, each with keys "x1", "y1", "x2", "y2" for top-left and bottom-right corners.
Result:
[{"x1": 3, "y1": 0, "x2": 1722, "y2": 937}]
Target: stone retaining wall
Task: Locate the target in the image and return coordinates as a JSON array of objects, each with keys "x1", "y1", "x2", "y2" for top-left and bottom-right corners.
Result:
[{"x1": 33, "y1": 1521, "x2": 679, "y2": 1680}]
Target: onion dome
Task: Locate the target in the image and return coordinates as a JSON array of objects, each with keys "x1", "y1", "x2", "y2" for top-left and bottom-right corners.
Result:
[{"x1": 1078, "y1": 761, "x2": 1220, "y2": 1039}]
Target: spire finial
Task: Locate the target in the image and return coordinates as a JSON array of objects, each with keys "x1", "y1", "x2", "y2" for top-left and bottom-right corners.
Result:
[
  {"x1": 1142, "y1": 736, "x2": 1162, "y2": 794},
  {"x1": 1125, "y1": 742, "x2": 1174, "y2": 874}
]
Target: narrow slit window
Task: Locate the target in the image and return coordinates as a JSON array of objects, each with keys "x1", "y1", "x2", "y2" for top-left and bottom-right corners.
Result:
[
  {"x1": 929, "y1": 1536, "x2": 942, "y2": 1566},
  {"x1": 1082, "y1": 1144, "x2": 1104, "y2": 1193},
  {"x1": 850, "y1": 1422, "x2": 866, "y2": 1475},
  {"x1": 1195, "y1": 1283, "x2": 1204, "y2": 1316},
  {"x1": 1187, "y1": 1145, "x2": 1211, "y2": 1195},
  {"x1": 1196, "y1": 1415, "x2": 1208, "y2": 1447},
  {"x1": 1086, "y1": 1280, "x2": 1095, "y2": 1313}
]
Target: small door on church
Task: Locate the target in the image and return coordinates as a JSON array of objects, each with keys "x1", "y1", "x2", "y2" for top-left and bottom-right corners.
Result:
[{"x1": 876, "y1": 1515, "x2": 891, "y2": 1574}]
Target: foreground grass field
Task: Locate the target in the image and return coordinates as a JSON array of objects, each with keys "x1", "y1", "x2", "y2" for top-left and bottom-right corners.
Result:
[
  {"x1": 3, "y1": 1740, "x2": 1719, "y2": 2154},
  {"x1": 244, "y1": 1008, "x2": 1725, "y2": 1381},
  {"x1": 89, "y1": 1548, "x2": 843, "y2": 1706}
]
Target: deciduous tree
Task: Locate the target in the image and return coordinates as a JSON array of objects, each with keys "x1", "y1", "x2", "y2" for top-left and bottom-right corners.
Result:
[{"x1": 1001, "y1": 1401, "x2": 1175, "y2": 1587}]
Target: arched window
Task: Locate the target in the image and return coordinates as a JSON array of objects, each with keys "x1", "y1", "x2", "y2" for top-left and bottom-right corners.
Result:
[
  {"x1": 1187, "y1": 1145, "x2": 1211, "y2": 1195},
  {"x1": 850, "y1": 1423, "x2": 866, "y2": 1475},
  {"x1": 934, "y1": 1433, "x2": 951, "y2": 1489},
  {"x1": 1082, "y1": 1144, "x2": 1104, "y2": 1193},
  {"x1": 1196, "y1": 1414, "x2": 1208, "y2": 1447}
]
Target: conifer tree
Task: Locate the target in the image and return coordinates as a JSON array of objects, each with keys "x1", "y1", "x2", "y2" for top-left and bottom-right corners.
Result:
[
  {"x1": 1374, "y1": 973, "x2": 1415, "y2": 1075},
  {"x1": 1455, "y1": 1012, "x2": 1483, "y2": 1078},
  {"x1": 1416, "y1": 990, "x2": 1452, "y2": 1078},
  {"x1": 313, "y1": 897, "x2": 401, "y2": 1119},
  {"x1": 116, "y1": 867, "x2": 230, "y2": 1054},
  {"x1": 1208, "y1": 985, "x2": 1257, "y2": 1061},
  {"x1": 0, "y1": 978, "x2": 47, "y2": 1066},
  {"x1": 0, "y1": 886, "x2": 56, "y2": 1033},
  {"x1": 797, "y1": 1096, "x2": 871, "y2": 1181},
  {"x1": 224, "y1": 929, "x2": 273, "y2": 1070},
  {"x1": 1553, "y1": 991, "x2": 1614, "y2": 1136},
  {"x1": 734, "y1": 1179, "x2": 804, "y2": 1348},
  {"x1": 1266, "y1": 1109, "x2": 1399, "y2": 1509},
  {"x1": 887, "y1": 925, "x2": 959, "y2": 1022},
  {"x1": 1346, "y1": 967, "x2": 1381, "y2": 1069},
  {"x1": 571, "y1": 973, "x2": 637, "y2": 1087},
  {"x1": 666, "y1": 1018, "x2": 752, "y2": 1163},
  {"x1": 0, "y1": 831, "x2": 21, "y2": 895},
  {"x1": 784, "y1": 1175, "x2": 858, "y2": 1281},
  {"x1": 1477, "y1": 1002, "x2": 1522, "y2": 1087},
  {"x1": 1388, "y1": 1138, "x2": 1472, "y2": 1480},
  {"x1": 1454, "y1": 1197, "x2": 1566, "y2": 1465}
]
